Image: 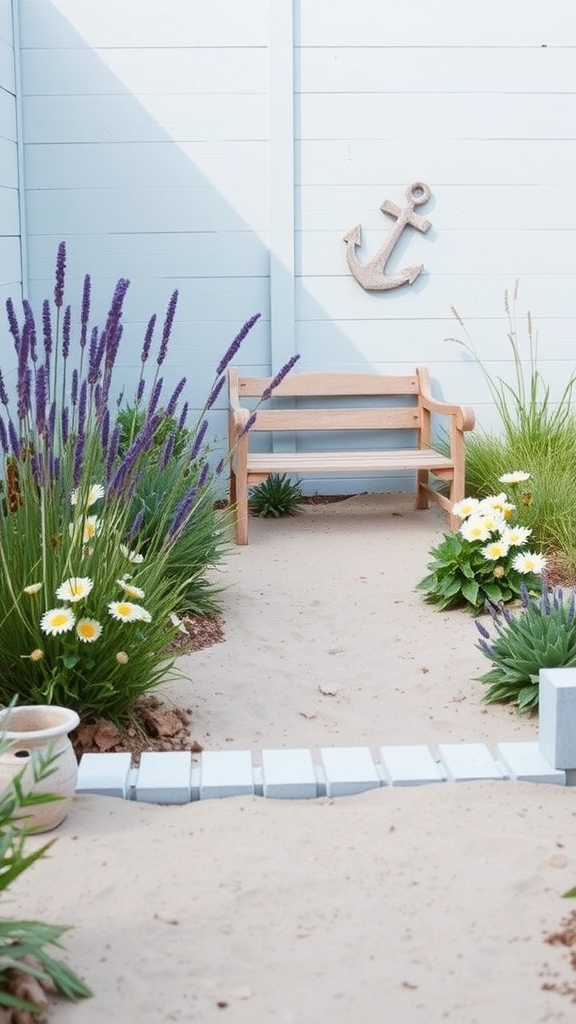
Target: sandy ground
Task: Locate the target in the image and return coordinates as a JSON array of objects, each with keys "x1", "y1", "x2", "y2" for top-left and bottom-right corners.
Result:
[{"x1": 12, "y1": 494, "x2": 576, "y2": 1023}]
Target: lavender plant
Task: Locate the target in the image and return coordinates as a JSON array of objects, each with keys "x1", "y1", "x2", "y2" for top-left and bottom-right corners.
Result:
[
  {"x1": 0, "y1": 243, "x2": 280, "y2": 723},
  {"x1": 475, "y1": 579, "x2": 576, "y2": 712}
]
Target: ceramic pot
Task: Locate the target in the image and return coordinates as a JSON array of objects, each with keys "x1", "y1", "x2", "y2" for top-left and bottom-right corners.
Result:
[{"x1": 0, "y1": 705, "x2": 80, "y2": 832}]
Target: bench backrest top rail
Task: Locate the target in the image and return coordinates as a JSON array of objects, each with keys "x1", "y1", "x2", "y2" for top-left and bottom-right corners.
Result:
[
  {"x1": 234, "y1": 371, "x2": 420, "y2": 399},
  {"x1": 247, "y1": 407, "x2": 420, "y2": 431}
]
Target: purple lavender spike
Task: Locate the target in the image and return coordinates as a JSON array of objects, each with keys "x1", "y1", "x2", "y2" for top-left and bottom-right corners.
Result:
[
  {"x1": 78, "y1": 380, "x2": 88, "y2": 436},
  {"x1": 240, "y1": 411, "x2": 257, "y2": 436},
  {"x1": 540, "y1": 577, "x2": 550, "y2": 615},
  {"x1": 0, "y1": 417, "x2": 8, "y2": 454},
  {"x1": 216, "y1": 314, "x2": 261, "y2": 376},
  {"x1": 62, "y1": 305, "x2": 71, "y2": 359},
  {"x1": 215, "y1": 457, "x2": 224, "y2": 475},
  {"x1": 73, "y1": 433, "x2": 85, "y2": 487},
  {"x1": 474, "y1": 619, "x2": 491, "y2": 640},
  {"x1": 157, "y1": 290, "x2": 178, "y2": 366},
  {"x1": 136, "y1": 377, "x2": 145, "y2": 403},
  {"x1": 71, "y1": 368, "x2": 78, "y2": 407},
  {"x1": 477, "y1": 638, "x2": 495, "y2": 658},
  {"x1": 141, "y1": 314, "x2": 156, "y2": 363},
  {"x1": 165, "y1": 377, "x2": 186, "y2": 418},
  {"x1": 261, "y1": 354, "x2": 301, "y2": 402},
  {"x1": 30, "y1": 452, "x2": 44, "y2": 487},
  {"x1": 198, "y1": 462, "x2": 209, "y2": 488},
  {"x1": 88, "y1": 328, "x2": 105, "y2": 384},
  {"x1": 0, "y1": 370, "x2": 9, "y2": 407},
  {"x1": 16, "y1": 319, "x2": 30, "y2": 421},
  {"x1": 35, "y1": 364, "x2": 48, "y2": 434},
  {"x1": 8, "y1": 419, "x2": 20, "y2": 459},
  {"x1": 166, "y1": 486, "x2": 198, "y2": 543},
  {"x1": 47, "y1": 400, "x2": 56, "y2": 443},
  {"x1": 42, "y1": 299, "x2": 52, "y2": 361},
  {"x1": 80, "y1": 274, "x2": 91, "y2": 349},
  {"x1": 105, "y1": 425, "x2": 120, "y2": 482},
  {"x1": 54, "y1": 242, "x2": 66, "y2": 308},
  {"x1": 104, "y1": 322, "x2": 123, "y2": 383},
  {"x1": 190, "y1": 419, "x2": 208, "y2": 460},
  {"x1": 129, "y1": 508, "x2": 145, "y2": 541},
  {"x1": 206, "y1": 375, "x2": 225, "y2": 410},
  {"x1": 177, "y1": 401, "x2": 188, "y2": 432},
  {"x1": 520, "y1": 582, "x2": 530, "y2": 608},
  {"x1": 5, "y1": 298, "x2": 20, "y2": 351},
  {"x1": 22, "y1": 300, "x2": 38, "y2": 364},
  {"x1": 51, "y1": 454, "x2": 61, "y2": 483},
  {"x1": 148, "y1": 377, "x2": 163, "y2": 417},
  {"x1": 160, "y1": 432, "x2": 176, "y2": 470},
  {"x1": 61, "y1": 406, "x2": 69, "y2": 446}
]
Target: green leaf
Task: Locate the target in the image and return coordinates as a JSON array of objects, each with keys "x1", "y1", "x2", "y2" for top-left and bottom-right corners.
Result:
[
  {"x1": 562, "y1": 886, "x2": 576, "y2": 898},
  {"x1": 460, "y1": 578, "x2": 480, "y2": 606}
]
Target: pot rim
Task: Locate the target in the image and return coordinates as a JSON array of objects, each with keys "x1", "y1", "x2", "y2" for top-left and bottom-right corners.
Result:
[{"x1": 0, "y1": 704, "x2": 80, "y2": 740}]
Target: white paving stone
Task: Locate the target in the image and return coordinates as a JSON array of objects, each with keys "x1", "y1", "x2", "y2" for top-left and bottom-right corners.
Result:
[
  {"x1": 76, "y1": 752, "x2": 132, "y2": 798},
  {"x1": 200, "y1": 750, "x2": 254, "y2": 799},
  {"x1": 497, "y1": 741, "x2": 565, "y2": 786},
  {"x1": 135, "y1": 751, "x2": 192, "y2": 804},
  {"x1": 320, "y1": 746, "x2": 380, "y2": 797},
  {"x1": 437, "y1": 743, "x2": 504, "y2": 782},
  {"x1": 261, "y1": 748, "x2": 317, "y2": 799},
  {"x1": 380, "y1": 744, "x2": 445, "y2": 786}
]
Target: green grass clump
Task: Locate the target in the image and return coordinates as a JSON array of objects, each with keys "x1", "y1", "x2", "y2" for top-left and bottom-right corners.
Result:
[{"x1": 249, "y1": 474, "x2": 304, "y2": 518}]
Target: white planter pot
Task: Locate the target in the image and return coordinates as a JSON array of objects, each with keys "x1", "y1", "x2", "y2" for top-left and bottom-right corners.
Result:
[{"x1": 0, "y1": 705, "x2": 80, "y2": 832}]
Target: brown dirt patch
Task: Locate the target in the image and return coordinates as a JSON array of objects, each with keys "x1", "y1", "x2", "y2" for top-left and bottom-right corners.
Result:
[{"x1": 71, "y1": 612, "x2": 224, "y2": 764}]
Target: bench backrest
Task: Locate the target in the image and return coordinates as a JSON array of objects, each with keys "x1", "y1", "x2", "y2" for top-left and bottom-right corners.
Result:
[{"x1": 230, "y1": 369, "x2": 427, "y2": 433}]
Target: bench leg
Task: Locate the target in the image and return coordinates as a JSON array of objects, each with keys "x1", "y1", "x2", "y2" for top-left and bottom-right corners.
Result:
[
  {"x1": 234, "y1": 473, "x2": 249, "y2": 545},
  {"x1": 415, "y1": 469, "x2": 429, "y2": 510}
]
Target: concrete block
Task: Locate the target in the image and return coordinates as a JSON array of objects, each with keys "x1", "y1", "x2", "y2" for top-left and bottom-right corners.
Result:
[
  {"x1": 314, "y1": 763, "x2": 327, "y2": 798},
  {"x1": 261, "y1": 748, "x2": 317, "y2": 799},
  {"x1": 380, "y1": 744, "x2": 444, "y2": 786},
  {"x1": 76, "y1": 752, "x2": 132, "y2": 798},
  {"x1": 539, "y1": 668, "x2": 576, "y2": 769},
  {"x1": 437, "y1": 743, "x2": 504, "y2": 782},
  {"x1": 497, "y1": 742, "x2": 565, "y2": 786},
  {"x1": 320, "y1": 746, "x2": 380, "y2": 797},
  {"x1": 135, "y1": 751, "x2": 192, "y2": 804},
  {"x1": 252, "y1": 765, "x2": 264, "y2": 797},
  {"x1": 200, "y1": 750, "x2": 254, "y2": 799}
]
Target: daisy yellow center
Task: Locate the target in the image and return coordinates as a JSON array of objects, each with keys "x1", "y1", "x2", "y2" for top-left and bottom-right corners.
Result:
[
  {"x1": 78, "y1": 621, "x2": 97, "y2": 639},
  {"x1": 51, "y1": 612, "x2": 70, "y2": 628},
  {"x1": 117, "y1": 603, "x2": 132, "y2": 617}
]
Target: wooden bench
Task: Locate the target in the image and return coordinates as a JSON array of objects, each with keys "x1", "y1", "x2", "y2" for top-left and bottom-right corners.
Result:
[{"x1": 227, "y1": 367, "x2": 475, "y2": 545}]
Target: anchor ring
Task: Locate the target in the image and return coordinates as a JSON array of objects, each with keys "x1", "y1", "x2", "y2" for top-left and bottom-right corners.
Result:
[{"x1": 406, "y1": 182, "x2": 431, "y2": 206}]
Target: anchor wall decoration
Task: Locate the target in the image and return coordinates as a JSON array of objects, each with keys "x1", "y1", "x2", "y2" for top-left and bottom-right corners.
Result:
[{"x1": 343, "y1": 181, "x2": 432, "y2": 291}]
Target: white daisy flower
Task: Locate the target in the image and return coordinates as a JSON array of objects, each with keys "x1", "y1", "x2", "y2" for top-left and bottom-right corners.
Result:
[
  {"x1": 501, "y1": 525, "x2": 532, "y2": 547},
  {"x1": 499, "y1": 471, "x2": 531, "y2": 485},
  {"x1": 482, "y1": 540, "x2": 510, "y2": 561},
  {"x1": 120, "y1": 544, "x2": 144, "y2": 564},
  {"x1": 108, "y1": 600, "x2": 143, "y2": 622},
  {"x1": 40, "y1": 607, "x2": 76, "y2": 636},
  {"x1": 512, "y1": 551, "x2": 547, "y2": 575},
  {"x1": 460, "y1": 516, "x2": 491, "y2": 543},
  {"x1": 451, "y1": 497, "x2": 480, "y2": 520},
  {"x1": 56, "y1": 577, "x2": 94, "y2": 603},
  {"x1": 76, "y1": 617, "x2": 103, "y2": 643},
  {"x1": 23, "y1": 583, "x2": 42, "y2": 595},
  {"x1": 71, "y1": 483, "x2": 105, "y2": 508},
  {"x1": 82, "y1": 515, "x2": 102, "y2": 543},
  {"x1": 116, "y1": 579, "x2": 145, "y2": 600}
]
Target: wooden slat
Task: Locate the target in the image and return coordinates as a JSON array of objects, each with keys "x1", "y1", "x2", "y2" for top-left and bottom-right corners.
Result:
[
  {"x1": 238, "y1": 372, "x2": 419, "y2": 397},
  {"x1": 250, "y1": 408, "x2": 419, "y2": 431},
  {"x1": 245, "y1": 449, "x2": 453, "y2": 475}
]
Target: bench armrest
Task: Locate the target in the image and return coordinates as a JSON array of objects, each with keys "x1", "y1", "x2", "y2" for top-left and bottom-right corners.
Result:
[
  {"x1": 417, "y1": 367, "x2": 475, "y2": 432},
  {"x1": 228, "y1": 367, "x2": 252, "y2": 434}
]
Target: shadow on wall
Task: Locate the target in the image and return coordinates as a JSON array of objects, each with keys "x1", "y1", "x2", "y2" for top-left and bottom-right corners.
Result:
[{"x1": 15, "y1": 1, "x2": 460, "y2": 493}]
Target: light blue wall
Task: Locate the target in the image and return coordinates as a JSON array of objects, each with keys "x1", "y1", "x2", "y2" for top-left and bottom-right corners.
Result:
[
  {"x1": 0, "y1": 0, "x2": 21, "y2": 322},
  {"x1": 6, "y1": 0, "x2": 576, "y2": 490}
]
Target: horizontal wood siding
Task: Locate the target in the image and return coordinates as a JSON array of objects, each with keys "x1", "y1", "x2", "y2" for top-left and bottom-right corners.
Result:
[
  {"x1": 295, "y1": 0, "x2": 576, "y2": 448},
  {"x1": 9, "y1": 0, "x2": 576, "y2": 494},
  {"x1": 18, "y1": 0, "x2": 271, "y2": 446},
  {"x1": 0, "y1": 0, "x2": 21, "y2": 313}
]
